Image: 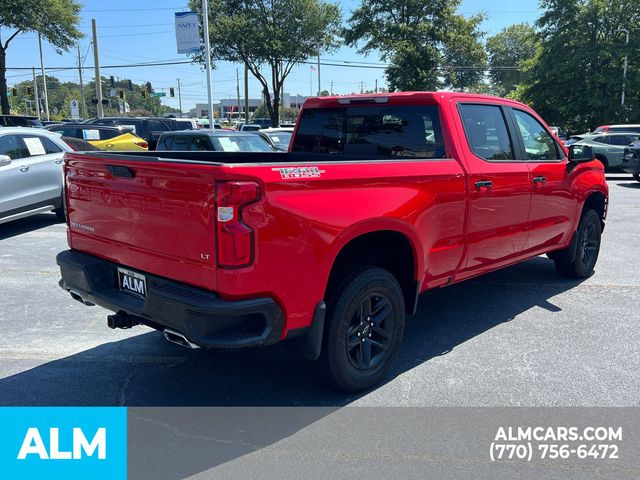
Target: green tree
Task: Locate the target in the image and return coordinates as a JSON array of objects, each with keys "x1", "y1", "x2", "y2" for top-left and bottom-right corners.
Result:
[
  {"x1": 486, "y1": 23, "x2": 539, "y2": 97},
  {"x1": 344, "y1": 0, "x2": 486, "y2": 91},
  {"x1": 519, "y1": 0, "x2": 640, "y2": 132},
  {"x1": 10, "y1": 75, "x2": 179, "y2": 119},
  {"x1": 0, "y1": 0, "x2": 83, "y2": 114},
  {"x1": 190, "y1": 0, "x2": 341, "y2": 127}
]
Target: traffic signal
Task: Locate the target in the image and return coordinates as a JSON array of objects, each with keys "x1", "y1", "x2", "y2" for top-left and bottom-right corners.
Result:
[
  {"x1": 169, "y1": 87, "x2": 175, "y2": 97},
  {"x1": 27, "y1": 86, "x2": 32, "y2": 95},
  {"x1": 141, "y1": 90, "x2": 147, "y2": 99},
  {"x1": 110, "y1": 76, "x2": 115, "y2": 87},
  {"x1": 118, "y1": 89, "x2": 124, "y2": 99},
  {"x1": 127, "y1": 79, "x2": 133, "y2": 91},
  {"x1": 11, "y1": 87, "x2": 17, "y2": 97}
]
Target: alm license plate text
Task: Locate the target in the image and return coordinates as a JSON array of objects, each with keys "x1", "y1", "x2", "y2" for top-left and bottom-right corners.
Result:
[{"x1": 117, "y1": 267, "x2": 147, "y2": 298}]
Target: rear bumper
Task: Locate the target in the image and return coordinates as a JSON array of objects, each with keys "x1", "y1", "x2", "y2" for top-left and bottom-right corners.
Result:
[{"x1": 56, "y1": 249, "x2": 284, "y2": 349}]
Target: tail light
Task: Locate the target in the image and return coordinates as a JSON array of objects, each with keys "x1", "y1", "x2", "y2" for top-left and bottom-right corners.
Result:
[
  {"x1": 134, "y1": 140, "x2": 149, "y2": 149},
  {"x1": 215, "y1": 181, "x2": 261, "y2": 268}
]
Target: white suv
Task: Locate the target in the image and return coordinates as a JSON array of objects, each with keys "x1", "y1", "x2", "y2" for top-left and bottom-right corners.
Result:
[{"x1": 0, "y1": 127, "x2": 73, "y2": 225}]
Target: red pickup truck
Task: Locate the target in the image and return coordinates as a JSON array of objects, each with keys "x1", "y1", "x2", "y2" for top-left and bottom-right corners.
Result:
[{"x1": 57, "y1": 92, "x2": 608, "y2": 391}]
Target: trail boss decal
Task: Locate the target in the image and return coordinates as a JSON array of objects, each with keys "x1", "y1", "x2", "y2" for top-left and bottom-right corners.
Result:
[{"x1": 272, "y1": 166, "x2": 325, "y2": 180}]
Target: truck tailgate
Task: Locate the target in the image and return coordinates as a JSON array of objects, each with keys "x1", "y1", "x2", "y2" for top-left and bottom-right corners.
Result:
[{"x1": 65, "y1": 153, "x2": 219, "y2": 291}]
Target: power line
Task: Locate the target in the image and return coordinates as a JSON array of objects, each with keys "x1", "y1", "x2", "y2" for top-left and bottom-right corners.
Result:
[
  {"x1": 5, "y1": 57, "x2": 523, "y2": 72},
  {"x1": 83, "y1": 7, "x2": 182, "y2": 12}
]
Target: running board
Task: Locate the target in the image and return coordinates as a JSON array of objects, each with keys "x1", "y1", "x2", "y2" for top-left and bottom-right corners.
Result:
[{"x1": 0, "y1": 205, "x2": 56, "y2": 225}]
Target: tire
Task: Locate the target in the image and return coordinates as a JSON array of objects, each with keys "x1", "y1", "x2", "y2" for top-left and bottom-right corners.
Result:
[
  {"x1": 53, "y1": 196, "x2": 66, "y2": 222},
  {"x1": 634, "y1": 174, "x2": 640, "y2": 183},
  {"x1": 320, "y1": 266, "x2": 405, "y2": 392},
  {"x1": 554, "y1": 208, "x2": 602, "y2": 278}
]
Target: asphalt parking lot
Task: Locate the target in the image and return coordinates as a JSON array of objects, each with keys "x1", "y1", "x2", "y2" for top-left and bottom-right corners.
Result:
[{"x1": 1, "y1": 177, "x2": 639, "y2": 407}]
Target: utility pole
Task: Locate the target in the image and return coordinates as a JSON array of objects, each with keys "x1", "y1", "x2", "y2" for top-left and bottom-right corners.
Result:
[
  {"x1": 37, "y1": 33, "x2": 50, "y2": 121},
  {"x1": 317, "y1": 44, "x2": 321, "y2": 96},
  {"x1": 92, "y1": 19, "x2": 104, "y2": 117},
  {"x1": 375, "y1": 79, "x2": 378, "y2": 93},
  {"x1": 330, "y1": 80, "x2": 333, "y2": 95},
  {"x1": 616, "y1": 28, "x2": 629, "y2": 108},
  {"x1": 244, "y1": 63, "x2": 249, "y2": 122},
  {"x1": 77, "y1": 45, "x2": 85, "y2": 119},
  {"x1": 202, "y1": 0, "x2": 214, "y2": 129},
  {"x1": 236, "y1": 67, "x2": 241, "y2": 118},
  {"x1": 177, "y1": 78, "x2": 182, "y2": 117},
  {"x1": 32, "y1": 67, "x2": 39, "y2": 118},
  {"x1": 280, "y1": 62, "x2": 285, "y2": 125}
]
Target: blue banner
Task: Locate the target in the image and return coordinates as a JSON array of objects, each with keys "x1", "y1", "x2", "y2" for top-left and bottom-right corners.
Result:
[{"x1": 0, "y1": 407, "x2": 127, "y2": 480}]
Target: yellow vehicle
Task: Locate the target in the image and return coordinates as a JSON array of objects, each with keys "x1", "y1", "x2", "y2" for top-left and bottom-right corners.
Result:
[{"x1": 46, "y1": 124, "x2": 148, "y2": 151}]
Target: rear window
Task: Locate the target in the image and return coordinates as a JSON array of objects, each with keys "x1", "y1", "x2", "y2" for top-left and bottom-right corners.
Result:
[
  {"x1": 211, "y1": 135, "x2": 273, "y2": 152},
  {"x1": 266, "y1": 131, "x2": 292, "y2": 148},
  {"x1": 292, "y1": 105, "x2": 445, "y2": 158},
  {"x1": 242, "y1": 125, "x2": 261, "y2": 131},
  {"x1": 608, "y1": 126, "x2": 640, "y2": 133},
  {"x1": 175, "y1": 120, "x2": 194, "y2": 130}
]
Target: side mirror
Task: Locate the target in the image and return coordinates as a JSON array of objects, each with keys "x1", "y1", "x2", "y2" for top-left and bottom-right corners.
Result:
[
  {"x1": 567, "y1": 144, "x2": 595, "y2": 171},
  {"x1": 568, "y1": 144, "x2": 594, "y2": 163},
  {"x1": 0, "y1": 154, "x2": 11, "y2": 167}
]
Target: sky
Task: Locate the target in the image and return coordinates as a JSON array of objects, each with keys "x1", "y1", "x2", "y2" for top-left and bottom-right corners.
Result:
[{"x1": 2, "y1": 0, "x2": 541, "y2": 112}]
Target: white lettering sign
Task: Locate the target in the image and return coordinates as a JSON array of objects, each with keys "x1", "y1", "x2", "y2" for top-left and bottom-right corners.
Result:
[
  {"x1": 175, "y1": 11, "x2": 201, "y2": 54},
  {"x1": 17, "y1": 427, "x2": 107, "y2": 460}
]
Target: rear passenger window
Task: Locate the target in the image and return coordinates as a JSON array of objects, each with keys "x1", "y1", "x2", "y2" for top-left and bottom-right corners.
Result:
[
  {"x1": 512, "y1": 109, "x2": 560, "y2": 161},
  {"x1": 292, "y1": 106, "x2": 445, "y2": 158},
  {"x1": 41, "y1": 137, "x2": 63, "y2": 153},
  {"x1": 459, "y1": 104, "x2": 514, "y2": 161},
  {"x1": 607, "y1": 135, "x2": 633, "y2": 146}
]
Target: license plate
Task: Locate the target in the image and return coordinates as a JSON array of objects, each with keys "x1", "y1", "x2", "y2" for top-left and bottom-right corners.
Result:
[{"x1": 117, "y1": 267, "x2": 147, "y2": 298}]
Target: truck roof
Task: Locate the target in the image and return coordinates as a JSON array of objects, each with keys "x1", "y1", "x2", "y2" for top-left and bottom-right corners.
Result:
[{"x1": 302, "y1": 91, "x2": 530, "y2": 110}]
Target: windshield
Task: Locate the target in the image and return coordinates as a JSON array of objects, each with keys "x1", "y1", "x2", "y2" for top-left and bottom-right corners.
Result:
[
  {"x1": 211, "y1": 135, "x2": 273, "y2": 152},
  {"x1": 564, "y1": 136, "x2": 584, "y2": 146}
]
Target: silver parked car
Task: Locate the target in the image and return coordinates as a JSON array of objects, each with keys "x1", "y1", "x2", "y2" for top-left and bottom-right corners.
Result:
[
  {"x1": 565, "y1": 132, "x2": 639, "y2": 171},
  {"x1": 0, "y1": 127, "x2": 73, "y2": 225}
]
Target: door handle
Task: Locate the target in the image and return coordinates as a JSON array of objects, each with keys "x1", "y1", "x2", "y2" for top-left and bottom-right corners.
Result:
[
  {"x1": 54, "y1": 159, "x2": 63, "y2": 164},
  {"x1": 19, "y1": 166, "x2": 30, "y2": 172},
  {"x1": 106, "y1": 143, "x2": 114, "y2": 148},
  {"x1": 533, "y1": 176, "x2": 547, "y2": 184},
  {"x1": 474, "y1": 180, "x2": 493, "y2": 189}
]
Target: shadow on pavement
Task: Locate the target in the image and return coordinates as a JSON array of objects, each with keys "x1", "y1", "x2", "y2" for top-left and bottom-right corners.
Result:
[
  {"x1": 0, "y1": 213, "x2": 61, "y2": 241},
  {"x1": 0, "y1": 256, "x2": 586, "y2": 479},
  {"x1": 616, "y1": 182, "x2": 640, "y2": 189},
  {"x1": 0, "y1": 256, "x2": 583, "y2": 408}
]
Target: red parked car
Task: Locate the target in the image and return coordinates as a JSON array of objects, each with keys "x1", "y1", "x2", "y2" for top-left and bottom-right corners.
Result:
[{"x1": 57, "y1": 92, "x2": 608, "y2": 391}]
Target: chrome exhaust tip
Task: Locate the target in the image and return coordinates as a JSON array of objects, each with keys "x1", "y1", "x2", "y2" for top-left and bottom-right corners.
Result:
[
  {"x1": 68, "y1": 289, "x2": 95, "y2": 306},
  {"x1": 163, "y1": 329, "x2": 200, "y2": 349}
]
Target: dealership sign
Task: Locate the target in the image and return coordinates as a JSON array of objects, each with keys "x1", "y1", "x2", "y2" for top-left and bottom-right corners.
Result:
[{"x1": 175, "y1": 11, "x2": 201, "y2": 54}]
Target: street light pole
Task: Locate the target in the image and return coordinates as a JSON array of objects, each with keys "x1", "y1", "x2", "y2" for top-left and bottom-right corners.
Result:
[
  {"x1": 317, "y1": 43, "x2": 321, "y2": 96},
  {"x1": 616, "y1": 28, "x2": 629, "y2": 107},
  {"x1": 202, "y1": 0, "x2": 214, "y2": 129},
  {"x1": 38, "y1": 33, "x2": 50, "y2": 121}
]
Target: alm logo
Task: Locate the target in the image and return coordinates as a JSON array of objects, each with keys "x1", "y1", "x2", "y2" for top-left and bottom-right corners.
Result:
[{"x1": 17, "y1": 427, "x2": 107, "y2": 460}]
